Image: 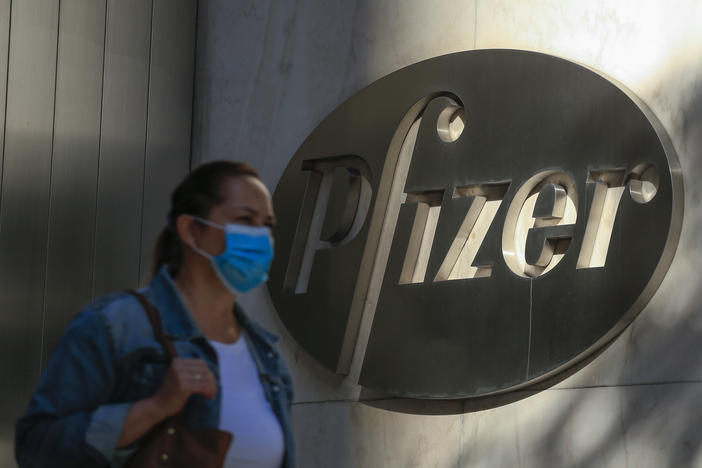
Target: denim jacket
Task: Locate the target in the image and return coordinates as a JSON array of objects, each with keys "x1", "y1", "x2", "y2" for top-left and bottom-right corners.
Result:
[{"x1": 15, "y1": 266, "x2": 295, "y2": 468}]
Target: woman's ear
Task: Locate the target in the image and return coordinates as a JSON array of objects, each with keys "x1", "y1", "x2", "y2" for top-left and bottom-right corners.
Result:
[{"x1": 175, "y1": 214, "x2": 197, "y2": 249}]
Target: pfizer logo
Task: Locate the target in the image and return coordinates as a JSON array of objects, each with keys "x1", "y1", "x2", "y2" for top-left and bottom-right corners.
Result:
[{"x1": 268, "y1": 50, "x2": 683, "y2": 399}]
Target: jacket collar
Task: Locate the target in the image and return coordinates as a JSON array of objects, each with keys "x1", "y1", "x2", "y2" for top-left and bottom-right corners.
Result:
[{"x1": 148, "y1": 266, "x2": 279, "y2": 349}]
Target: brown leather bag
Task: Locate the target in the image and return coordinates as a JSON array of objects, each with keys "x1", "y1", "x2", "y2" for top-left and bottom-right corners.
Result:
[{"x1": 124, "y1": 291, "x2": 233, "y2": 468}]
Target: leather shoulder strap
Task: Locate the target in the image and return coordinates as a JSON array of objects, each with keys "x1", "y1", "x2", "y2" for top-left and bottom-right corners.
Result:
[{"x1": 126, "y1": 290, "x2": 178, "y2": 359}]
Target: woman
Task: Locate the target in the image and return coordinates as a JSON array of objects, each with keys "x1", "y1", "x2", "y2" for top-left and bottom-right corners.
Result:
[{"x1": 15, "y1": 161, "x2": 295, "y2": 468}]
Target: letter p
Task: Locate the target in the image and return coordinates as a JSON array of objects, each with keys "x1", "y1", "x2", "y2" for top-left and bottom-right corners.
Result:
[{"x1": 282, "y1": 156, "x2": 372, "y2": 294}]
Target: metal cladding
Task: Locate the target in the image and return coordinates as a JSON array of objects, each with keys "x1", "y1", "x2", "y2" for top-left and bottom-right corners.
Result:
[
  {"x1": 268, "y1": 49, "x2": 683, "y2": 399},
  {"x1": 0, "y1": 0, "x2": 196, "y2": 447}
]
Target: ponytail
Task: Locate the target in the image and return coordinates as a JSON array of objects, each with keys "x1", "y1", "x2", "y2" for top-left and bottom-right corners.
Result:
[{"x1": 152, "y1": 226, "x2": 183, "y2": 278}]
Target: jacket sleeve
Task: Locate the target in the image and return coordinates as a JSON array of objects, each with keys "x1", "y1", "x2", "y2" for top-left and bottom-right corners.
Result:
[{"x1": 15, "y1": 310, "x2": 138, "y2": 468}]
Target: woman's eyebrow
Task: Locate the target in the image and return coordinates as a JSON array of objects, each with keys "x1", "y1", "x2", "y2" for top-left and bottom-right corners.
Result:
[
  {"x1": 230, "y1": 205, "x2": 276, "y2": 224},
  {"x1": 230, "y1": 205, "x2": 257, "y2": 214}
]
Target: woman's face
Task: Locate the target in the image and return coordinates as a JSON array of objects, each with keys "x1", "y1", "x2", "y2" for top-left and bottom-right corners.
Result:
[{"x1": 193, "y1": 175, "x2": 276, "y2": 256}]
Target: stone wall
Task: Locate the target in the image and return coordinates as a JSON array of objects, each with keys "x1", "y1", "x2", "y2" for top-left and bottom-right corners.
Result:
[{"x1": 193, "y1": 1, "x2": 702, "y2": 466}]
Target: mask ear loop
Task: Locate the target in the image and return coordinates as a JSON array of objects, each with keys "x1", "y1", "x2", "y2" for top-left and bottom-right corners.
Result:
[
  {"x1": 191, "y1": 215, "x2": 226, "y2": 231},
  {"x1": 187, "y1": 215, "x2": 225, "y2": 259},
  {"x1": 185, "y1": 215, "x2": 241, "y2": 294}
]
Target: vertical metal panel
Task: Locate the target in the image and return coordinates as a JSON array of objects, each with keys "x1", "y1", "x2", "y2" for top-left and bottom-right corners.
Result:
[
  {"x1": 139, "y1": 0, "x2": 197, "y2": 285},
  {"x1": 92, "y1": 0, "x2": 153, "y2": 297},
  {"x1": 0, "y1": 0, "x2": 10, "y2": 191},
  {"x1": 42, "y1": 0, "x2": 107, "y2": 365},
  {"x1": 0, "y1": 4, "x2": 10, "y2": 464},
  {"x1": 0, "y1": 0, "x2": 58, "y2": 452}
]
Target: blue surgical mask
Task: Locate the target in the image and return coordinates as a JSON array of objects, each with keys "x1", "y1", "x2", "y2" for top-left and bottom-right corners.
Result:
[{"x1": 191, "y1": 217, "x2": 274, "y2": 293}]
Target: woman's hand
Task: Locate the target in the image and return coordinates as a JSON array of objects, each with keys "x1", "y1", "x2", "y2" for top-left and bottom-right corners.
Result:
[
  {"x1": 151, "y1": 358, "x2": 218, "y2": 418},
  {"x1": 117, "y1": 358, "x2": 217, "y2": 448}
]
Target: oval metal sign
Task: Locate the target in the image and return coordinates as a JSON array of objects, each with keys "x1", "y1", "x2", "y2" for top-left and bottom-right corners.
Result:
[{"x1": 268, "y1": 49, "x2": 683, "y2": 399}]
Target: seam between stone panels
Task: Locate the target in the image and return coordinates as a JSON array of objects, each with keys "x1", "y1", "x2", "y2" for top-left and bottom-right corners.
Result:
[
  {"x1": 232, "y1": 0, "x2": 275, "y2": 161},
  {"x1": 337, "y1": 0, "x2": 361, "y2": 104},
  {"x1": 262, "y1": 0, "x2": 299, "y2": 181},
  {"x1": 526, "y1": 278, "x2": 532, "y2": 380},
  {"x1": 457, "y1": 411, "x2": 465, "y2": 468},
  {"x1": 473, "y1": 0, "x2": 478, "y2": 49},
  {"x1": 290, "y1": 380, "x2": 702, "y2": 405},
  {"x1": 546, "y1": 380, "x2": 702, "y2": 390},
  {"x1": 618, "y1": 390, "x2": 630, "y2": 467},
  {"x1": 292, "y1": 398, "x2": 398, "y2": 406}
]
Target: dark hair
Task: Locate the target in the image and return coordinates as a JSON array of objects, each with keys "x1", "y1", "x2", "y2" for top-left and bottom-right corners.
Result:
[{"x1": 153, "y1": 160, "x2": 260, "y2": 277}]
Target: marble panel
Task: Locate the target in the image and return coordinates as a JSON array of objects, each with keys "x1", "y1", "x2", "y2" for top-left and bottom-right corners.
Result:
[
  {"x1": 291, "y1": 402, "x2": 353, "y2": 467},
  {"x1": 193, "y1": 0, "x2": 360, "y2": 184},
  {"x1": 339, "y1": 0, "x2": 477, "y2": 98},
  {"x1": 192, "y1": 0, "x2": 272, "y2": 164},
  {"x1": 293, "y1": 400, "x2": 463, "y2": 468},
  {"x1": 476, "y1": 0, "x2": 702, "y2": 389},
  {"x1": 461, "y1": 382, "x2": 702, "y2": 468}
]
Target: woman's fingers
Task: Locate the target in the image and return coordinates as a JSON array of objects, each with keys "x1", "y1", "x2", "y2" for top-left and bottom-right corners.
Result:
[
  {"x1": 172, "y1": 360, "x2": 215, "y2": 384},
  {"x1": 170, "y1": 358, "x2": 212, "y2": 372},
  {"x1": 170, "y1": 358, "x2": 217, "y2": 398},
  {"x1": 179, "y1": 377, "x2": 217, "y2": 400},
  {"x1": 152, "y1": 358, "x2": 218, "y2": 416},
  {"x1": 191, "y1": 379, "x2": 218, "y2": 399}
]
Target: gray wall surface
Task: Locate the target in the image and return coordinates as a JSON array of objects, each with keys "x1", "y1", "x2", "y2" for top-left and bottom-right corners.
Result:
[
  {"x1": 0, "y1": 1, "x2": 196, "y2": 464},
  {"x1": 194, "y1": 1, "x2": 702, "y2": 467}
]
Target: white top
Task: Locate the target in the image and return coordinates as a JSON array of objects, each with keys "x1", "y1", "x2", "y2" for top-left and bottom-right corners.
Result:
[{"x1": 209, "y1": 337, "x2": 285, "y2": 468}]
